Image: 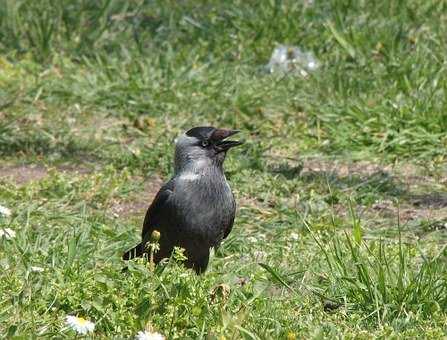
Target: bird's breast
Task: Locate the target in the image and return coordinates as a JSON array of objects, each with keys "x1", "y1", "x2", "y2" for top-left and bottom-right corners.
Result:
[{"x1": 173, "y1": 175, "x2": 235, "y2": 244}]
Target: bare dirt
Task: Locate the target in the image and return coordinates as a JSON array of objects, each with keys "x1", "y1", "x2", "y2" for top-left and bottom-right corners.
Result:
[
  {"x1": 0, "y1": 162, "x2": 163, "y2": 218},
  {"x1": 267, "y1": 157, "x2": 447, "y2": 225},
  {"x1": 0, "y1": 164, "x2": 48, "y2": 184},
  {"x1": 109, "y1": 176, "x2": 164, "y2": 218},
  {"x1": 2, "y1": 159, "x2": 446, "y2": 225},
  {"x1": 0, "y1": 164, "x2": 91, "y2": 184}
]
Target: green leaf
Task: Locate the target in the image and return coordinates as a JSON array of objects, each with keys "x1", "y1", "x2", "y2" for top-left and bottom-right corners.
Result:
[
  {"x1": 259, "y1": 263, "x2": 293, "y2": 291},
  {"x1": 66, "y1": 235, "x2": 77, "y2": 268},
  {"x1": 349, "y1": 199, "x2": 362, "y2": 245},
  {"x1": 326, "y1": 21, "x2": 356, "y2": 59}
]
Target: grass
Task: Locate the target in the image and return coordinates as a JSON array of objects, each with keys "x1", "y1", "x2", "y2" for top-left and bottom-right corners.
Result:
[{"x1": 0, "y1": 0, "x2": 447, "y2": 338}]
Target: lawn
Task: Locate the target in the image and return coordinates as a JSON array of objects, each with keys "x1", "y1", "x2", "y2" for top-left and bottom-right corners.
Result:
[{"x1": 1, "y1": 0, "x2": 447, "y2": 338}]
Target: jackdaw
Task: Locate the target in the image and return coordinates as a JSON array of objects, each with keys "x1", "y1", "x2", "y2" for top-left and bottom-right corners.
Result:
[{"x1": 123, "y1": 126, "x2": 243, "y2": 273}]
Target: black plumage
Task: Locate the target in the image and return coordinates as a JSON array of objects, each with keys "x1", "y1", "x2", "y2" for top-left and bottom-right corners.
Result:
[{"x1": 123, "y1": 126, "x2": 242, "y2": 273}]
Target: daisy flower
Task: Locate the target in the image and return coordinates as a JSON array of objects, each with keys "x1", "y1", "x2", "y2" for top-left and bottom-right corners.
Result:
[
  {"x1": 136, "y1": 330, "x2": 165, "y2": 340},
  {"x1": 252, "y1": 250, "x2": 267, "y2": 260},
  {"x1": 66, "y1": 315, "x2": 95, "y2": 335},
  {"x1": 30, "y1": 266, "x2": 44, "y2": 273},
  {"x1": 290, "y1": 232, "x2": 299, "y2": 241},
  {"x1": 0, "y1": 205, "x2": 11, "y2": 217},
  {"x1": 0, "y1": 228, "x2": 16, "y2": 239}
]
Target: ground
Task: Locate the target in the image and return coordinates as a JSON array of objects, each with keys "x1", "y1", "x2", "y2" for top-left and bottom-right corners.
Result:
[{"x1": 1, "y1": 1, "x2": 447, "y2": 338}]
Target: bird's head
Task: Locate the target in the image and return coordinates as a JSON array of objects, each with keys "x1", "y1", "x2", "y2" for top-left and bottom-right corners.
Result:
[{"x1": 174, "y1": 126, "x2": 243, "y2": 173}]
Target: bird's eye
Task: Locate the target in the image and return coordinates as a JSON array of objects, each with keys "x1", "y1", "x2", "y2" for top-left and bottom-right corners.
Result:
[{"x1": 201, "y1": 140, "x2": 209, "y2": 148}]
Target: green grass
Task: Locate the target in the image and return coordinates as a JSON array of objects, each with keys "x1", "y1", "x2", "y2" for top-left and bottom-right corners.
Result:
[{"x1": 1, "y1": 0, "x2": 447, "y2": 338}]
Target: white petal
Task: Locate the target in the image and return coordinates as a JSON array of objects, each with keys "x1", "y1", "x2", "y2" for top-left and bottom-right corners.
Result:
[
  {"x1": 290, "y1": 232, "x2": 299, "y2": 241},
  {"x1": 136, "y1": 330, "x2": 165, "y2": 340},
  {"x1": 85, "y1": 321, "x2": 95, "y2": 332},
  {"x1": 252, "y1": 250, "x2": 267, "y2": 259},
  {"x1": 136, "y1": 331, "x2": 150, "y2": 340},
  {"x1": 0, "y1": 228, "x2": 16, "y2": 239},
  {"x1": 31, "y1": 266, "x2": 44, "y2": 272},
  {"x1": 65, "y1": 315, "x2": 95, "y2": 335},
  {"x1": 0, "y1": 205, "x2": 11, "y2": 217}
]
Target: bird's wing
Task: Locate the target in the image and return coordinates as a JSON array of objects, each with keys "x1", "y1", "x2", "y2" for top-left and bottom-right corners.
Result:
[
  {"x1": 141, "y1": 179, "x2": 175, "y2": 240},
  {"x1": 222, "y1": 194, "x2": 236, "y2": 240}
]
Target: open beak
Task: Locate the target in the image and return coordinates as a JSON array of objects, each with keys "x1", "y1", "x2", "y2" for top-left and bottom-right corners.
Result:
[{"x1": 212, "y1": 129, "x2": 244, "y2": 152}]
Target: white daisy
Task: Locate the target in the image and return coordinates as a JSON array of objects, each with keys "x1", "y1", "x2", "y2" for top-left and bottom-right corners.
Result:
[
  {"x1": 136, "y1": 330, "x2": 165, "y2": 340},
  {"x1": 31, "y1": 266, "x2": 44, "y2": 272},
  {"x1": 247, "y1": 236, "x2": 258, "y2": 243},
  {"x1": 252, "y1": 250, "x2": 267, "y2": 260},
  {"x1": 0, "y1": 228, "x2": 16, "y2": 239},
  {"x1": 65, "y1": 315, "x2": 95, "y2": 335},
  {"x1": 0, "y1": 205, "x2": 11, "y2": 217},
  {"x1": 290, "y1": 232, "x2": 299, "y2": 241}
]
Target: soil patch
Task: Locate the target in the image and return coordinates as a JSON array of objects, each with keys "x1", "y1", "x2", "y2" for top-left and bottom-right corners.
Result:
[
  {"x1": 370, "y1": 198, "x2": 447, "y2": 223},
  {"x1": 269, "y1": 157, "x2": 447, "y2": 226},
  {"x1": 0, "y1": 164, "x2": 48, "y2": 184},
  {"x1": 0, "y1": 164, "x2": 91, "y2": 184},
  {"x1": 109, "y1": 176, "x2": 164, "y2": 218}
]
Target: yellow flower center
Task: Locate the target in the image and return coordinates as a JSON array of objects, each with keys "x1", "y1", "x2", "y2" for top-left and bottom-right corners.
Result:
[{"x1": 77, "y1": 317, "x2": 87, "y2": 325}]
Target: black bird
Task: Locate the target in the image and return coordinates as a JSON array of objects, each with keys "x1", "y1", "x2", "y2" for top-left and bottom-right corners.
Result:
[{"x1": 123, "y1": 126, "x2": 243, "y2": 273}]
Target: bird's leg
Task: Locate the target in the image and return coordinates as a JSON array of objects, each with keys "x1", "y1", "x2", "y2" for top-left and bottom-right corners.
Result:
[{"x1": 192, "y1": 252, "x2": 210, "y2": 274}]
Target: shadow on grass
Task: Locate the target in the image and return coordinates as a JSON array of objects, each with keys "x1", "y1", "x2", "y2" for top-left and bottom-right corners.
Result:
[
  {"x1": 0, "y1": 131, "x2": 93, "y2": 158},
  {"x1": 268, "y1": 162, "x2": 407, "y2": 200},
  {"x1": 411, "y1": 193, "x2": 447, "y2": 208}
]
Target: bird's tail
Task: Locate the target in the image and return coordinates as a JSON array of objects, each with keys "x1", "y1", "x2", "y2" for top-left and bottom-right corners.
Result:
[{"x1": 122, "y1": 243, "x2": 144, "y2": 261}]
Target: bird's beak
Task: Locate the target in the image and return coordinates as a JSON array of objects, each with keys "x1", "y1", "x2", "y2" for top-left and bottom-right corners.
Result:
[{"x1": 212, "y1": 129, "x2": 244, "y2": 152}]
